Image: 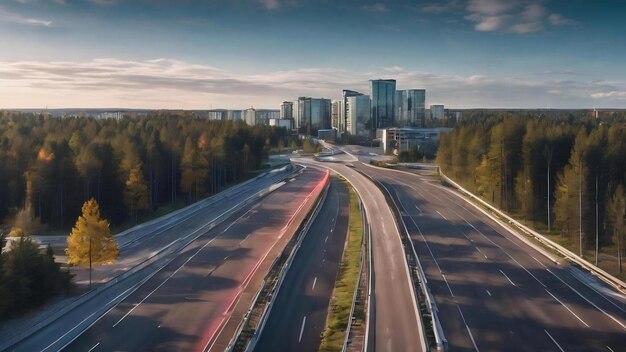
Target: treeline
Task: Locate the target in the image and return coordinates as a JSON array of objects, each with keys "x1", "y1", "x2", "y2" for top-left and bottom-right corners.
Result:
[
  {"x1": 0, "y1": 234, "x2": 72, "y2": 321},
  {"x1": 437, "y1": 113, "x2": 626, "y2": 270},
  {"x1": 0, "y1": 111, "x2": 290, "y2": 231}
]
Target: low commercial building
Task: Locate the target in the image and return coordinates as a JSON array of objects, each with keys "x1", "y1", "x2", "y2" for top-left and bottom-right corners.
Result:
[
  {"x1": 317, "y1": 128, "x2": 337, "y2": 142},
  {"x1": 382, "y1": 127, "x2": 449, "y2": 156},
  {"x1": 269, "y1": 118, "x2": 293, "y2": 130}
]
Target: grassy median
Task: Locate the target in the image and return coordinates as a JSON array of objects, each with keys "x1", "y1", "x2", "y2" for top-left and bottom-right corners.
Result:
[{"x1": 319, "y1": 179, "x2": 364, "y2": 352}]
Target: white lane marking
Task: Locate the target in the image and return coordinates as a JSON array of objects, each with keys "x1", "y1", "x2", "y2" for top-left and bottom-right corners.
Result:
[
  {"x1": 238, "y1": 234, "x2": 250, "y2": 245},
  {"x1": 223, "y1": 255, "x2": 229, "y2": 261},
  {"x1": 312, "y1": 277, "x2": 317, "y2": 291},
  {"x1": 441, "y1": 274, "x2": 454, "y2": 298},
  {"x1": 475, "y1": 246, "x2": 487, "y2": 259},
  {"x1": 456, "y1": 305, "x2": 480, "y2": 352},
  {"x1": 450, "y1": 207, "x2": 549, "y2": 288},
  {"x1": 52, "y1": 259, "x2": 173, "y2": 352},
  {"x1": 324, "y1": 236, "x2": 328, "y2": 244},
  {"x1": 545, "y1": 289, "x2": 589, "y2": 327},
  {"x1": 436, "y1": 210, "x2": 448, "y2": 220},
  {"x1": 546, "y1": 268, "x2": 626, "y2": 330},
  {"x1": 87, "y1": 342, "x2": 100, "y2": 352},
  {"x1": 607, "y1": 346, "x2": 615, "y2": 352},
  {"x1": 298, "y1": 316, "x2": 307, "y2": 343},
  {"x1": 415, "y1": 205, "x2": 422, "y2": 213},
  {"x1": 113, "y1": 237, "x2": 216, "y2": 328},
  {"x1": 499, "y1": 270, "x2": 516, "y2": 287},
  {"x1": 544, "y1": 329, "x2": 565, "y2": 352},
  {"x1": 486, "y1": 289, "x2": 492, "y2": 297}
]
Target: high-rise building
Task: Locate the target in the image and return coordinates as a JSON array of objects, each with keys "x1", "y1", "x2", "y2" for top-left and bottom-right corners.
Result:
[
  {"x1": 331, "y1": 100, "x2": 344, "y2": 131},
  {"x1": 407, "y1": 89, "x2": 426, "y2": 127},
  {"x1": 370, "y1": 79, "x2": 396, "y2": 137},
  {"x1": 293, "y1": 97, "x2": 331, "y2": 133},
  {"x1": 280, "y1": 101, "x2": 293, "y2": 119},
  {"x1": 430, "y1": 104, "x2": 445, "y2": 119},
  {"x1": 342, "y1": 90, "x2": 364, "y2": 135},
  {"x1": 394, "y1": 89, "x2": 425, "y2": 127},
  {"x1": 346, "y1": 94, "x2": 371, "y2": 138},
  {"x1": 395, "y1": 90, "x2": 407, "y2": 126}
]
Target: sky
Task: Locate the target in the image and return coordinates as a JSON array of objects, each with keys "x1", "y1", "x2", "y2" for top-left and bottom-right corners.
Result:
[{"x1": 0, "y1": 0, "x2": 625, "y2": 109}]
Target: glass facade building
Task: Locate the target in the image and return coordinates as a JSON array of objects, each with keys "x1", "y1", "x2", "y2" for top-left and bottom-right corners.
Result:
[
  {"x1": 346, "y1": 94, "x2": 371, "y2": 138},
  {"x1": 430, "y1": 104, "x2": 445, "y2": 119},
  {"x1": 406, "y1": 89, "x2": 426, "y2": 127},
  {"x1": 370, "y1": 79, "x2": 396, "y2": 137},
  {"x1": 280, "y1": 101, "x2": 293, "y2": 119},
  {"x1": 293, "y1": 97, "x2": 331, "y2": 133}
]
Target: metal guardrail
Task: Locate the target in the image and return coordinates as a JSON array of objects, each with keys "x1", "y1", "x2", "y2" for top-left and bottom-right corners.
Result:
[
  {"x1": 341, "y1": 197, "x2": 368, "y2": 352},
  {"x1": 241, "y1": 170, "x2": 330, "y2": 352},
  {"x1": 439, "y1": 169, "x2": 626, "y2": 294},
  {"x1": 0, "y1": 166, "x2": 301, "y2": 352}
]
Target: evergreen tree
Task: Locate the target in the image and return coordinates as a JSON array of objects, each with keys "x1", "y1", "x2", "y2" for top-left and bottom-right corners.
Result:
[
  {"x1": 124, "y1": 165, "x2": 150, "y2": 223},
  {"x1": 553, "y1": 130, "x2": 590, "y2": 256}
]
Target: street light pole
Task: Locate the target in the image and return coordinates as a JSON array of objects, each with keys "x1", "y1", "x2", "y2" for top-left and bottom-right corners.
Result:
[
  {"x1": 579, "y1": 156, "x2": 583, "y2": 258},
  {"x1": 596, "y1": 170, "x2": 599, "y2": 266}
]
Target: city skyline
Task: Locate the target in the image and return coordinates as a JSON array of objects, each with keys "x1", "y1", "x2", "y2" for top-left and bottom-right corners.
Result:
[{"x1": 1, "y1": 0, "x2": 626, "y2": 109}]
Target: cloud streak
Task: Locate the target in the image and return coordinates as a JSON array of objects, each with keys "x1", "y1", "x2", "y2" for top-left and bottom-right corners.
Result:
[
  {"x1": 0, "y1": 58, "x2": 624, "y2": 109},
  {"x1": 0, "y1": 7, "x2": 51, "y2": 26},
  {"x1": 465, "y1": 0, "x2": 576, "y2": 34}
]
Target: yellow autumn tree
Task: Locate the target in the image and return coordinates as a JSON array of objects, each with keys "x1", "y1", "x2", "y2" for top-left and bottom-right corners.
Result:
[{"x1": 66, "y1": 198, "x2": 119, "y2": 285}]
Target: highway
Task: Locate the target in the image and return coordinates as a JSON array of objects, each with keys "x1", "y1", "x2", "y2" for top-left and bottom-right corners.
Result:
[
  {"x1": 254, "y1": 177, "x2": 350, "y2": 352},
  {"x1": 7, "y1": 166, "x2": 323, "y2": 352},
  {"x1": 358, "y1": 163, "x2": 626, "y2": 352},
  {"x1": 56, "y1": 167, "x2": 325, "y2": 352},
  {"x1": 293, "y1": 157, "x2": 425, "y2": 352}
]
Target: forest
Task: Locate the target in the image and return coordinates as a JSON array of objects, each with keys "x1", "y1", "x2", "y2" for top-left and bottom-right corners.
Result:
[
  {"x1": 0, "y1": 111, "x2": 290, "y2": 233},
  {"x1": 436, "y1": 110, "x2": 626, "y2": 273},
  {"x1": 0, "y1": 111, "x2": 290, "y2": 320}
]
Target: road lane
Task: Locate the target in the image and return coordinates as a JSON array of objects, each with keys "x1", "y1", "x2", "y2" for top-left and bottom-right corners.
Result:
[
  {"x1": 254, "y1": 178, "x2": 350, "y2": 352},
  {"x1": 360, "y1": 163, "x2": 626, "y2": 352},
  {"x1": 56, "y1": 167, "x2": 325, "y2": 352},
  {"x1": 293, "y1": 158, "x2": 425, "y2": 352}
]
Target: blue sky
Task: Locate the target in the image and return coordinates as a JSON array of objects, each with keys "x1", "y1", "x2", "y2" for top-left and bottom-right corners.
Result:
[{"x1": 1, "y1": 0, "x2": 625, "y2": 109}]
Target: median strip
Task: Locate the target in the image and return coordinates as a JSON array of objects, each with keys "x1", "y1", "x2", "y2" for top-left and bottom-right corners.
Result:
[{"x1": 319, "y1": 179, "x2": 364, "y2": 352}]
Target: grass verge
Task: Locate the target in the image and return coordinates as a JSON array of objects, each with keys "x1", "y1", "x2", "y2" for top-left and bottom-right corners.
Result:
[{"x1": 319, "y1": 179, "x2": 364, "y2": 352}]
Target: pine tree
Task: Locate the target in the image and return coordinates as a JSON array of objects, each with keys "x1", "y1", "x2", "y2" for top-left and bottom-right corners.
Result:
[
  {"x1": 554, "y1": 130, "x2": 589, "y2": 256},
  {"x1": 124, "y1": 165, "x2": 149, "y2": 223},
  {"x1": 66, "y1": 198, "x2": 118, "y2": 286}
]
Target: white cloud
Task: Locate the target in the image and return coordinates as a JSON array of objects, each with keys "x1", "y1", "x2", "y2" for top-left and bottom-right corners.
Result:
[
  {"x1": 384, "y1": 66, "x2": 404, "y2": 72},
  {"x1": 360, "y1": 3, "x2": 389, "y2": 13},
  {"x1": 465, "y1": 0, "x2": 576, "y2": 34},
  {"x1": 591, "y1": 91, "x2": 626, "y2": 99},
  {"x1": 0, "y1": 7, "x2": 51, "y2": 26},
  {"x1": 421, "y1": 0, "x2": 461, "y2": 14},
  {"x1": 259, "y1": 0, "x2": 280, "y2": 10},
  {"x1": 548, "y1": 13, "x2": 577, "y2": 26},
  {"x1": 0, "y1": 58, "x2": 624, "y2": 109}
]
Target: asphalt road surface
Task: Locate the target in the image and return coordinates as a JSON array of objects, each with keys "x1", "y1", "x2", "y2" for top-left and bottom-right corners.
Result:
[
  {"x1": 293, "y1": 158, "x2": 425, "y2": 352},
  {"x1": 359, "y1": 163, "x2": 626, "y2": 352},
  {"x1": 254, "y1": 177, "x2": 350, "y2": 352},
  {"x1": 56, "y1": 167, "x2": 325, "y2": 352}
]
